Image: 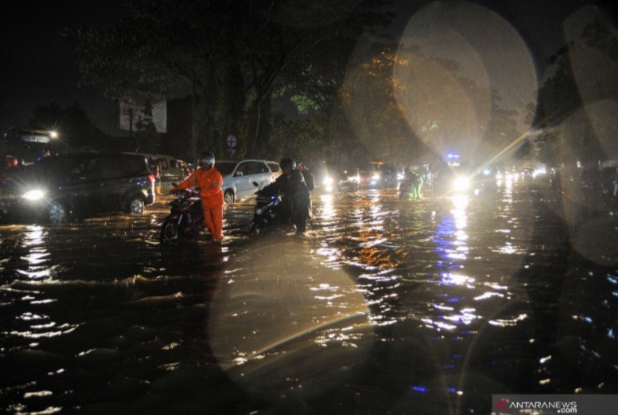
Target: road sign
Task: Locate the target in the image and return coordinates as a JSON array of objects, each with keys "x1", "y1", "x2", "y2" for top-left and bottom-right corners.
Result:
[{"x1": 226, "y1": 135, "x2": 237, "y2": 149}]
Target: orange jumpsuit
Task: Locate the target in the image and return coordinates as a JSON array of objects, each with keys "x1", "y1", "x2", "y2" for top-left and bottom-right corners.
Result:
[{"x1": 175, "y1": 167, "x2": 224, "y2": 240}]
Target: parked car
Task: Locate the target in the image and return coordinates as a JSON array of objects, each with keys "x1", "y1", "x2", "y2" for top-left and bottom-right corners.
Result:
[
  {"x1": 266, "y1": 161, "x2": 282, "y2": 181},
  {"x1": 358, "y1": 161, "x2": 399, "y2": 189},
  {"x1": 0, "y1": 152, "x2": 155, "y2": 223},
  {"x1": 136, "y1": 153, "x2": 191, "y2": 182},
  {"x1": 216, "y1": 159, "x2": 274, "y2": 203}
]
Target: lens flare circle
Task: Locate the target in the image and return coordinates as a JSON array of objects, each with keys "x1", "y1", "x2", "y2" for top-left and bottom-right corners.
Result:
[{"x1": 393, "y1": 1, "x2": 538, "y2": 161}]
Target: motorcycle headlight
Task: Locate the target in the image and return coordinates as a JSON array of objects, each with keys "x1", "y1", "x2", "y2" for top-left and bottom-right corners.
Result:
[
  {"x1": 323, "y1": 176, "x2": 333, "y2": 186},
  {"x1": 22, "y1": 189, "x2": 46, "y2": 201}
]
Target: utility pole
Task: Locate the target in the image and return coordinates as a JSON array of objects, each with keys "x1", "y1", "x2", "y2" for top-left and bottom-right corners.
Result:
[{"x1": 191, "y1": 40, "x2": 197, "y2": 166}]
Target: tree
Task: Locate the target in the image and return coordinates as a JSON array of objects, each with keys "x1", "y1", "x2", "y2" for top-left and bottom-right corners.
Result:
[
  {"x1": 66, "y1": 0, "x2": 394, "y2": 159},
  {"x1": 162, "y1": 95, "x2": 196, "y2": 161},
  {"x1": 537, "y1": 7, "x2": 618, "y2": 165}
]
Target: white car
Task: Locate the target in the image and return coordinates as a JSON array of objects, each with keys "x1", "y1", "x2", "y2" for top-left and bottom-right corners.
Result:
[
  {"x1": 217, "y1": 159, "x2": 274, "y2": 203},
  {"x1": 266, "y1": 160, "x2": 282, "y2": 181}
]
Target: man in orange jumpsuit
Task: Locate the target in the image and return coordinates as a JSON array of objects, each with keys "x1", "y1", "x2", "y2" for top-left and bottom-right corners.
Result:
[{"x1": 172, "y1": 151, "x2": 224, "y2": 242}]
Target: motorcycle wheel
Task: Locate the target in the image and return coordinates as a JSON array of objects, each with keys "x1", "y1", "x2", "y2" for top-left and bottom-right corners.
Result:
[{"x1": 160, "y1": 219, "x2": 180, "y2": 243}]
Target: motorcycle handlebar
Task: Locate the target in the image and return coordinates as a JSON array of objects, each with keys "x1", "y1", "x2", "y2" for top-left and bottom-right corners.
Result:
[{"x1": 171, "y1": 187, "x2": 200, "y2": 196}]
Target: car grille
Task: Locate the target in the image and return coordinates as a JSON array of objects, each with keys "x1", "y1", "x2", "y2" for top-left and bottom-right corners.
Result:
[{"x1": 0, "y1": 194, "x2": 19, "y2": 209}]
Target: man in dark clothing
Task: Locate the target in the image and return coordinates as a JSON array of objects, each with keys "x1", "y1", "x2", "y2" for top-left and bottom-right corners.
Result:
[
  {"x1": 297, "y1": 163, "x2": 315, "y2": 191},
  {"x1": 262, "y1": 157, "x2": 312, "y2": 235}
]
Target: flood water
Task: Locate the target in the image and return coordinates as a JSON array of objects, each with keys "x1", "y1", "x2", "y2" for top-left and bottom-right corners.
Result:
[{"x1": 2, "y1": 179, "x2": 618, "y2": 415}]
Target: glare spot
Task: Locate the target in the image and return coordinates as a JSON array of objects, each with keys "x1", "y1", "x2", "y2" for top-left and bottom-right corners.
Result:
[
  {"x1": 540, "y1": 355, "x2": 552, "y2": 364},
  {"x1": 488, "y1": 313, "x2": 528, "y2": 326},
  {"x1": 440, "y1": 272, "x2": 475, "y2": 286},
  {"x1": 24, "y1": 391, "x2": 53, "y2": 398},
  {"x1": 474, "y1": 292, "x2": 504, "y2": 301},
  {"x1": 499, "y1": 244, "x2": 516, "y2": 255}
]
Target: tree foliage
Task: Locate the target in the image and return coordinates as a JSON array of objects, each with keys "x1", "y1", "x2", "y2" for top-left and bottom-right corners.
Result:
[
  {"x1": 66, "y1": 0, "x2": 394, "y2": 160},
  {"x1": 537, "y1": 8, "x2": 618, "y2": 165}
]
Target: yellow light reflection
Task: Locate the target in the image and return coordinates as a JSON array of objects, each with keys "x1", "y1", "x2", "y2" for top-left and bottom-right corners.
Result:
[
  {"x1": 499, "y1": 244, "x2": 516, "y2": 255},
  {"x1": 319, "y1": 193, "x2": 335, "y2": 220},
  {"x1": 450, "y1": 195, "x2": 469, "y2": 212}
]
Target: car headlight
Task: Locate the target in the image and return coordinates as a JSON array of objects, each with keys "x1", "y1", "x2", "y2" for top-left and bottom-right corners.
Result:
[
  {"x1": 533, "y1": 168, "x2": 546, "y2": 178},
  {"x1": 22, "y1": 189, "x2": 46, "y2": 201},
  {"x1": 453, "y1": 176, "x2": 471, "y2": 190}
]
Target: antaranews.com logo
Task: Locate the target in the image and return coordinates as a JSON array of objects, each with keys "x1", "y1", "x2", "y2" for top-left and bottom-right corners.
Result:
[
  {"x1": 493, "y1": 394, "x2": 618, "y2": 415},
  {"x1": 494, "y1": 397, "x2": 577, "y2": 413}
]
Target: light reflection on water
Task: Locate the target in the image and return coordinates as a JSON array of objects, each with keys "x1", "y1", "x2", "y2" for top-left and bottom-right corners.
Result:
[{"x1": 0, "y1": 185, "x2": 617, "y2": 414}]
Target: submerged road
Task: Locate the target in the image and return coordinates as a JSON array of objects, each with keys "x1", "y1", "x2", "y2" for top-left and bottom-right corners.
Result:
[{"x1": 1, "y1": 180, "x2": 618, "y2": 414}]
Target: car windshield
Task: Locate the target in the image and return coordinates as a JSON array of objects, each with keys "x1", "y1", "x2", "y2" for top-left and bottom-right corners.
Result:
[
  {"x1": 216, "y1": 161, "x2": 237, "y2": 176},
  {"x1": 361, "y1": 162, "x2": 394, "y2": 173}
]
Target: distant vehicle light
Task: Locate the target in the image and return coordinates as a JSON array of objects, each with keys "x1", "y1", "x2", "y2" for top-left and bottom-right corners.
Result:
[
  {"x1": 323, "y1": 176, "x2": 334, "y2": 186},
  {"x1": 453, "y1": 176, "x2": 471, "y2": 190},
  {"x1": 446, "y1": 153, "x2": 461, "y2": 166},
  {"x1": 372, "y1": 173, "x2": 381, "y2": 181},
  {"x1": 533, "y1": 167, "x2": 547, "y2": 178},
  {"x1": 23, "y1": 189, "x2": 45, "y2": 201}
]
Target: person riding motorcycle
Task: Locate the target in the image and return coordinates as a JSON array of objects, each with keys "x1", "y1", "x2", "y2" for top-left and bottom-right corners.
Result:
[
  {"x1": 172, "y1": 151, "x2": 224, "y2": 242},
  {"x1": 261, "y1": 157, "x2": 312, "y2": 235},
  {"x1": 400, "y1": 166, "x2": 423, "y2": 200}
]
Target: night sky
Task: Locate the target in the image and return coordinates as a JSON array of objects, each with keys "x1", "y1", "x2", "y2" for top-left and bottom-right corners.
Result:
[
  {"x1": 0, "y1": 0, "x2": 124, "y2": 132},
  {"x1": 391, "y1": 0, "x2": 598, "y2": 65},
  {"x1": 0, "y1": 0, "x2": 600, "y2": 136}
]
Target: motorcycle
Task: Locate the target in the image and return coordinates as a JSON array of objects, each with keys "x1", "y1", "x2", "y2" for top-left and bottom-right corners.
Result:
[
  {"x1": 249, "y1": 186, "x2": 287, "y2": 239},
  {"x1": 160, "y1": 188, "x2": 205, "y2": 243},
  {"x1": 399, "y1": 172, "x2": 422, "y2": 200}
]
